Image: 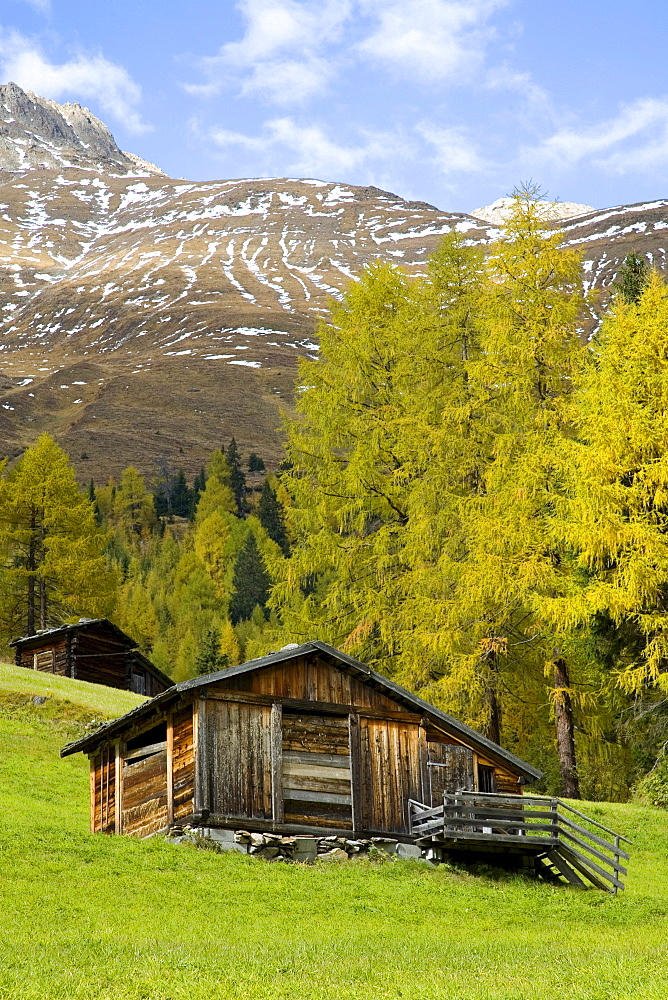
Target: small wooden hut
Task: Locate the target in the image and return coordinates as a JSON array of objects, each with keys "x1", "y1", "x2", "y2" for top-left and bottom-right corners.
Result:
[
  {"x1": 61, "y1": 640, "x2": 540, "y2": 840},
  {"x1": 11, "y1": 618, "x2": 173, "y2": 697}
]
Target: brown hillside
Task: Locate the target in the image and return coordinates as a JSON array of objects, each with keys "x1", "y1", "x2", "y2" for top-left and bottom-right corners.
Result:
[{"x1": 1, "y1": 84, "x2": 668, "y2": 482}]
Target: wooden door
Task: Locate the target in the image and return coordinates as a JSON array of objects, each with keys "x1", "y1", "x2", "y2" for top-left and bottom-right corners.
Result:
[
  {"x1": 203, "y1": 699, "x2": 273, "y2": 820},
  {"x1": 358, "y1": 717, "x2": 424, "y2": 835},
  {"x1": 427, "y1": 742, "x2": 475, "y2": 805},
  {"x1": 281, "y1": 712, "x2": 352, "y2": 829}
]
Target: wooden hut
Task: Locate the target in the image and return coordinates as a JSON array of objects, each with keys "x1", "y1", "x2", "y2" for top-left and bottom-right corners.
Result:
[
  {"x1": 11, "y1": 618, "x2": 173, "y2": 697},
  {"x1": 61, "y1": 640, "x2": 540, "y2": 840}
]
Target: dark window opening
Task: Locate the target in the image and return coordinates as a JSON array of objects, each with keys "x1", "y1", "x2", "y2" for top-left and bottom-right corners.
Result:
[
  {"x1": 478, "y1": 764, "x2": 496, "y2": 793},
  {"x1": 124, "y1": 722, "x2": 167, "y2": 765}
]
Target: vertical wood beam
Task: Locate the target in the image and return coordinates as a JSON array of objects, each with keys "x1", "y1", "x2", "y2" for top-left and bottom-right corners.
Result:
[
  {"x1": 194, "y1": 696, "x2": 209, "y2": 816},
  {"x1": 103, "y1": 743, "x2": 110, "y2": 832},
  {"x1": 418, "y1": 721, "x2": 429, "y2": 806},
  {"x1": 270, "y1": 702, "x2": 283, "y2": 826},
  {"x1": 348, "y1": 713, "x2": 363, "y2": 836},
  {"x1": 193, "y1": 698, "x2": 201, "y2": 813},
  {"x1": 89, "y1": 755, "x2": 96, "y2": 833},
  {"x1": 114, "y1": 741, "x2": 122, "y2": 834},
  {"x1": 166, "y1": 713, "x2": 174, "y2": 827},
  {"x1": 70, "y1": 635, "x2": 77, "y2": 679}
]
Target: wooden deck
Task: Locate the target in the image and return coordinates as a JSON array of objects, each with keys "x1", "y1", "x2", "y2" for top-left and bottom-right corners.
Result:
[{"x1": 409, "y1": 792, "x2": 630, "y2": 893}]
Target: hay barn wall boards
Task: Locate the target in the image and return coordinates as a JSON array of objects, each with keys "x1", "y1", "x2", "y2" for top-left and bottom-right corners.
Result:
[
  {"x1": 61, "y1": 641, "x2": 542, "y2": 840},
  {"x1": 11, "y1": 618, "x2": 173, "y2": 697}
]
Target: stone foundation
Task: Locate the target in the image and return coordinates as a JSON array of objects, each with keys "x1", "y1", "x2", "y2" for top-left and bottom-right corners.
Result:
[{"x1": 166, "y1": 826, "x2": 427, "y2": 863}]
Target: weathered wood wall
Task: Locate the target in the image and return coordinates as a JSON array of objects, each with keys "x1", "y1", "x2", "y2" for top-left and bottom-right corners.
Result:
[
  {"x1": 85, "y1": 651, "x2": 526, "y2": 841},
  {"x1": 477, "y1": 754, "x2": 521, "y2": 795},
  {"x1": 72, "y1": 628, "x2": 129, "y2": 688},
  {"x1": 202, "y1": 699, "x2": 273, "y2": 820},
  {"x1": 121, "y1": 747, "x2": 168, "y2": 837},
  {"x1": 225, "y1": 655, "x2": 405, "y2": 714},
  {"x1": 172, "y1": 706, "x2": 195, "y2": 821},
  {"x1": 282, "y1": 712, "x2": 352, "y2": 829},
  {"x1": 91, "y1": 744, "x2": 115, "y2": 834},
  {"x1": 427, "y1": 742, "x2": 475, "y2": 805},
  {"x1": 357, "y1": 718, "x2": 423, "y2": 833},
  {"x1": 16, "y1": 638, "x2": 68, "y2": 675}
]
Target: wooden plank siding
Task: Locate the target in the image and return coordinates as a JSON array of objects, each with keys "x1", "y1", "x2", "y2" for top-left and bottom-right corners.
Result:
[
  {"x1": 172, "y1": 706, "x2": 195, "y2": 821},
  {"x1": 358, "y1": 718, "x2": 423, "y2": 834},
  {"x1": 121, "y1": 748, "x2": 169, "y2": 837},
  {"x1": 281, "y1": 713, "x2": 352, "y2": 829},
  {"x1": 92, "y1": 744, "x2": 115, "y2": 833},
  {"x1": 71, "y1": 629, "x2": 130, "y2": 689},
  {"x1": 13, "y1": 620, "x2": 172, "y2": 694},
  {"x1": 17, "y1": 637, "x2": 69, "y2": 676},
  {"x1": 204, "y1": 700, "x2": 273, "y2": 820},
  {"x1": 427, "y1": 743, "x2": 475, "y2": 805},
  {"x1": 476, "y1": 754, "x2": 522, "y2": 796},
  {"x1": 225, "y1": 655, "x2": 406, "y2": 715}
]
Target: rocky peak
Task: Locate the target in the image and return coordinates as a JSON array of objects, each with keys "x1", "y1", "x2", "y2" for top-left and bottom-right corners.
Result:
[
  {"x1": 0, "y1": 81, "x2": 164, "y2": 175},
  {"x1": 470, "y1": 196, "x2": 594, "y2": 226}
]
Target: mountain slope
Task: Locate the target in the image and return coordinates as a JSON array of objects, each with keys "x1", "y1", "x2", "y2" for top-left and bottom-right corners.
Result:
[{"x1": 1, "y1": 82, "x2": 667, "y2": 481}]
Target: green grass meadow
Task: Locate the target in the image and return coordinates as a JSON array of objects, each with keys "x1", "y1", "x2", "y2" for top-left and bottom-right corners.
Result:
[{"x1": 1, "y1": 663, "x2": 668, "y2": 1000}]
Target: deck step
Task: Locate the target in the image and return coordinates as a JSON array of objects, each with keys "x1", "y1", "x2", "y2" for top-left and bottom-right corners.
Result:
[{"x1": 544, "y1": 849, "x2": 588, "y2": 888}]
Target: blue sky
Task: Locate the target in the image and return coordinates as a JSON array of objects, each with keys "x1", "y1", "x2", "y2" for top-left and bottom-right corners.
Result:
[{"x1": 2, "y1": 0, "x2": 667, "y2": 212}]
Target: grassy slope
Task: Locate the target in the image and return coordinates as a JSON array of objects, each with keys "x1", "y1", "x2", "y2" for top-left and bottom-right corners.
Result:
[{"x1": 1, "y1": 663, "x2": 667, "y2": 1000}]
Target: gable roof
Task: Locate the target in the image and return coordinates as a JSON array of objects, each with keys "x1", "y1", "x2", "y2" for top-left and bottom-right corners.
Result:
[
  {"x1": 60, "y1": 639, "x2": 542, "y2": 781},
  {"x1": 10, "y1": 617, "x2": 137, "y2": 649}
]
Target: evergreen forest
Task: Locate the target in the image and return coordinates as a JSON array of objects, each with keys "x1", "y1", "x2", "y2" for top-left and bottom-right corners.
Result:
[{"x1": 3, "y1": 191, "x2": 668, "y2": 806}]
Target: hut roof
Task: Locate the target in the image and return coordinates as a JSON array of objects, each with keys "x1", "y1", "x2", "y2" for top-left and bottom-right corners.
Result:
[
  {"x1": 60, "y1": 640, "x2": 542, "y2": 781},
  {"x1": 9, "y1": 617, "x2": 137, "y2": 649}
]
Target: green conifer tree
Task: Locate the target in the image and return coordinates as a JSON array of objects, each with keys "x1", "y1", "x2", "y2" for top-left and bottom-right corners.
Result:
[
  {"x1": 113, "y1": 467, "x2": 157, "y2": 538},
  {"x1": 194, "y1": 627, "x2": 229, "y2": 675},
  {"x1": 226, "y1": 438, "x2": 247, "y2": 515},
  {"x1": 274, "y1": 241, "x2": 485, "y2": 675},
  {"x1": 257, "y1": 478, "x2": 290, "y2": 556},
  {"x1": 229, "y1": 532, "x2": 271, "y2": 624},
  {"x1": 88, "y1": 479, "x2": 102, "y2": 526},
  {"x1": 613, "y1": 252, "x2": 650, "y2": 305},
  {"x1": 449, "y1": 187, "x2": 586, "y2": 796},
  {"x1": 170, "y1": 469, "x2": 192, "y2": 518}
]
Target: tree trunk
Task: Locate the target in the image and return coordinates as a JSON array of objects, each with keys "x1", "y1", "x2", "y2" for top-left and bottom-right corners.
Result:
[
  {"x1": 26, "y1": 510, "x2": 36, "y2": 635},
  {"x1": 39, "y1": 522, "x2": 47, "y2": 629},
  {"x1": 485, "y1": 651, "x2": 502, "y2": 745},
  {"x1": 39, "y1": 579, "x2": 47, "y2": 630},
  {"x1": 553, "y1": 654, "x2": 580, "y2": 799}
]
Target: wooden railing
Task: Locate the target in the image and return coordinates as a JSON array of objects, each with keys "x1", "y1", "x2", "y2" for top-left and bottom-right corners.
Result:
[{"x1": 408, "y1": 792, "x2": 631, "y2": 893}]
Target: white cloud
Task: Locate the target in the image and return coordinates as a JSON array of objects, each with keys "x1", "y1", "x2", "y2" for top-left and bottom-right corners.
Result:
[
  {"x1": 20, "y1": 0, "x2": 50, "y2": 11},
  {"x1": 186, "y1": 0, "x2": 514, "y2": 103},
  {"x1": 0, "y1": 30, "x2": 148, "y2": 133},
  {"x1": 357, "y1": 0, "x2": 507, "y2": 83},
  {"x1": 204, "y1": 114, "x2": 485, "y2": 184},
  {"x1": 207, "y1": 116, "x2": 395, "y2": 176},
  {"x1": 417, "y1": 122, "x2": 484, "y2": 173},
  {"x1": 186, "y1": 0, "x2": 350, "y2": 104},
  {"x1": 534, "y1": 98, "x2": 668, "y2": 174}
]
